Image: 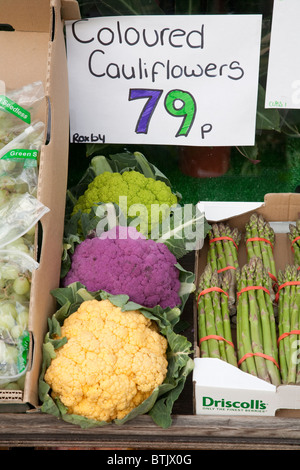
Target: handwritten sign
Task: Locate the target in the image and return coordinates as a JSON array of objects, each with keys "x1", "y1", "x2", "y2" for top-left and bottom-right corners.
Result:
[
  {"x1": 65, "y1": 15, "x2": 262, "y2": 146},
  {"x1": 266, "y1": 0, "x2": 300, "y2": 109}
]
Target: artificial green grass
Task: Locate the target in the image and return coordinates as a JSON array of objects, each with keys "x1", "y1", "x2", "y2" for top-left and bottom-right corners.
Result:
[{"x1": 67, "y1": 134, "x2": 300, "y2": 205}]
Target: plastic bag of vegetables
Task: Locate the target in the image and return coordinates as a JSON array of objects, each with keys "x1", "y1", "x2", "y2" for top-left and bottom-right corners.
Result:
[
  {"x1": 0, "y1": 82, "x2": 45, "y2": 206},
  {"x1": 0, "y1": 121, "x2": 45, "y2": 203},
  {"x1": 39, "y1": 284, "x2": 194, "y2": 429},
  {"x1": 0, "y1": 81, "x2": 44, "y2": 150},
  {"x1": 0, "y1": 192, "x2": 49, "y2": 249},
  {"x1": 0, "y1": 250, "x2": 39, "y2": 389}
]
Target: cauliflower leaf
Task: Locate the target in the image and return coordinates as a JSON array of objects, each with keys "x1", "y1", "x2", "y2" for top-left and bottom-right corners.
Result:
[{"x1": 39, "y1": 287, "x2": 194, "y2": 429}]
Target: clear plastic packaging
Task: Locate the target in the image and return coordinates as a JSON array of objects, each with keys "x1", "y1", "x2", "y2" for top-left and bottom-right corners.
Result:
[
  {"x1": 0, "y1": 192, "x2": 50, "y2": 249},
  {"x1": 0, "y1": 250, "x2": 39, "y2": 387},
  {"x1": 0, "y1": 81, "x2": 44, "y2": 150},
  {"x1": 0, "y1": 121, "x2": 45, "y2": 200},
  {"x1": 0, "y1": 84, "x2": 45, "y2": 389},
  {"x1": 4, "y1": 227, "x2": 36, "y2": 259}
]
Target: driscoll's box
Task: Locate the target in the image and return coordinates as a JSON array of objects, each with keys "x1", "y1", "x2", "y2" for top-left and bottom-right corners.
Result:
[{"x1": 193, "y1": 193, "x2": 300, "y2": 417}]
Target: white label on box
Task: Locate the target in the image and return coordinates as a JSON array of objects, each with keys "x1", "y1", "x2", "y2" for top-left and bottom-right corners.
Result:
[
  {"x1": 193, "y1": 358, "x2": 278, "y2": 416},
  {"x1": 66, "y1": 15, "x2": 262, "y2": 147},
  {"x1": 265, "y1": 0, "x2": 300, "y2": 109}
]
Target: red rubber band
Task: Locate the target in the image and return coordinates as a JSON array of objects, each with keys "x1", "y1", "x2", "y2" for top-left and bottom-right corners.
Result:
[
  {"x1": 275, "y1": 280, "x2": 300, "y2": 302},
  {"x1": 268, "y1": 272, "x2": 278, "y2": 284},
  {"x1": 197, "y1": 287, "x2": 229, "y2": 307},
  {"x1": 217, "y1": 266, "x2": 236, "y2": 273},
  {"x1": 237, "y1": 285, "x2": 270, "y2": 298},
  {"x1": 209, "y1": 236, "x2": 239, "y2": 251},
  {"x1": 291, "y1": 236, "x2": 300, "y2": 252},
  {"x1": 199, "y1": 334, "x2": 234, "y2": 349},
  {"x1": 238, "y1": 352, "x2": 280, "y2": 369},
  {"x1": 246, "y1": 237, "x2": 274, "y2": 251},
  {"x1": 277, "y1": 330, "x2": 300, "y2": 345}
]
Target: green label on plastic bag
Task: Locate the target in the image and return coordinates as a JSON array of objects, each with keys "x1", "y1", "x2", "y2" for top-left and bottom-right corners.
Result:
[
  {"x1": 1, "y1": 148, "x2": 38, "y2": 167},
  {"x1": 17, "y1": 330, "x2": 30, "y2": 374},
  {"x1": 0, "y1": 95, "x2": 31, "y2": 124}
]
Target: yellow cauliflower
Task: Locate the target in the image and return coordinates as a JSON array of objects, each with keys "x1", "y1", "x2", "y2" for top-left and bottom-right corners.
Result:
[{"x1": 44, "y1": 299, "x2": 168, "y2": 423}]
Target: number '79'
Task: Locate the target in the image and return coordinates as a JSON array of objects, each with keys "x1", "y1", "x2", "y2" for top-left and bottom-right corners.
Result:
[{"x1": 128, "y1": 88, "x2": 197, "y2": 137}]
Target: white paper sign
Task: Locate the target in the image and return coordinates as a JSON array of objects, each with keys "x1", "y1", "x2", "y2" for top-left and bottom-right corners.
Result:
[
  {"x1": 66, "y1": 15, "x2": 262, "y2": 146},
  {"x1": 266, "y1": 0, "x2": 300, "y2": 109}
]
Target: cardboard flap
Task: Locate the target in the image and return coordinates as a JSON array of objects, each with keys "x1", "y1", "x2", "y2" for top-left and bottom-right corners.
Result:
[
  {"x1": 199, "y1": 193, "x2": 300, "y2": 224},
  {"x1": 263, "y1": 193, "x2": 300, "y2": 221},
  {"x1": 61, "y1": 0, "x2": 81, "y2": 20},
  {"x1": 0, "y1": 0, "x2": 51, "y2": 32}
]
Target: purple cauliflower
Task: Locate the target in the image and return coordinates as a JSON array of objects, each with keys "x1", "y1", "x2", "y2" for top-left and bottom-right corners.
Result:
[{"x1": 63, "y1": 226, "x2": 181, "y2": 309}]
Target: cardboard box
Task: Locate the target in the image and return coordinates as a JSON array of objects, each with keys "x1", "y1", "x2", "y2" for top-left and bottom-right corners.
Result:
[
  {"x1": 0, "y1": 0, "x2": 80, "y2": 410},
  {"x1": 193, "y1": 193, "x2": 300, "y2": 417}
]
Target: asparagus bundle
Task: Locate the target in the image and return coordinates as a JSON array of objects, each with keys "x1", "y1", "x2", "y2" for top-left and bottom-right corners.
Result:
[
  {"x1": 236, "y1": 257, "x2": 281, "y2": 385},
  {"x1": 197, "y1": 264, "x2": 237, "y2": 367},
  {"x1": 207, "y1": 223, "x2": 241, "y2": 307},
  {"x1": 207, "y1": 222, "x2": 241, "y2": 272},
  {"x1": 277, "y1": 265, "x2": 300, "y2": 384},
  {"x1": 288, "y1": 220, "x2": 300, "y2": 267},
  {"x1": 245, "y1": 214, "x2": 276, "y2": 282}
]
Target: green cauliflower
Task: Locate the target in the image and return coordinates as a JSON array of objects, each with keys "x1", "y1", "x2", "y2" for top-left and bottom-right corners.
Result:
[{"x1": 72, "y1": 170, "x2": 178, "y2": 235}]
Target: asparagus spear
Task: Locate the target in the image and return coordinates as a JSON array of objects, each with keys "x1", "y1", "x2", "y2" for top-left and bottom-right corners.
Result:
[
  {"x1": 282, "y1": 266, "x2": 291, "y2": 370},
  {"x1": 236, "y1": 268, "x2": 248, "y2": 372},
  {"x1": 207, "y1": 222, "x2": 241, "y2": 309},
  {"x1": 197, "y1": 265, "x2": 237, "y2": 366},
  {"x1": 249, "y1": 214, "x2": 262, "y2": 259},
  {"x1": 245, "y1": 213, "x2": 276, "y2": 279},
  {"x1": 236, "y1": 257, "x2": 280, "y2": 384},
  {"x1": 289, "y1": 221, "x2": 300, "y2": 266},
  {"x1": 264, "y1": 220, "x2": 276, "y2": 278},
  {"x1": 236, "y1": 264, "x2": 258, "y2": 377},
  {"x1": 257, "y1": 214, "x2": 271, "y2": 271},
  {"x1": 245, "y1": 222, "x2": 255, "y2": 260},
  {"x1": 207, "y1": 222, "x2": 240, "y2": 272},
  {"x1": 287, "y1": 287, "x2": 299, "y2": 384},
  {"x1": 246, "y1": 260, "x2": 270, "y2": 382},
  {"x1": 221, "y1": 270, "x2": 238, "y2": 367},
  {"x1": 207, "y1": 229, "x2": 218, "y2": 272},
  {"x1": 211, "y1": 269, "x2": 227, "y2": 362},
  {"x1": 260, "y1": 261, "x2": 278, "y2": 364},
  {"x1": 253, "y1": 259, "x2": 281, "y2": 385},
  {"x1": 211, "y1": 224, "x2": 227, "y2": 271},
  {"x1": 277, "y1": 266, "x2": 300, "y2": 384},
  {"x1": 202, "y1": 265, "x2": 220, "y2": 359},
  {"x1": 197, "y1": 273, "x2": 209, "y2": 359},
  {"x1": 277, "y1": 282, "x2": 288, "y2": 384}
]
